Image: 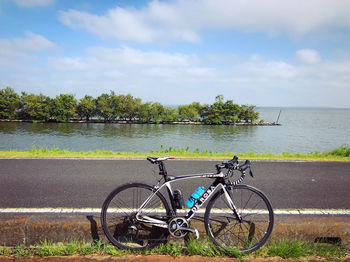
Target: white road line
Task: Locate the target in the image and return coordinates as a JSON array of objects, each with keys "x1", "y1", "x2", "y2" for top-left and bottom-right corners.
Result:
[
  {"x1": 0, "y1": 208, "x2": 349, "y2": 215},
  {"x1": 0, "y1": 208, "x2": 102, "y2": 213}
]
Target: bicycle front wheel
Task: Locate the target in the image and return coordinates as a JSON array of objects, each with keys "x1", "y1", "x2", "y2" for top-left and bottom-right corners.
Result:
[
  {"x1": 204, "y1": 184, "x2": 274, "y2": 253},
  {"x1": 101, "y1": 183, "x2": 171, "y2": 250}
]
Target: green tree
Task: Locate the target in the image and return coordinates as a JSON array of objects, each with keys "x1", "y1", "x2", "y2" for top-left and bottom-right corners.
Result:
[
  {"x1": 178, "y1": 102, "x2": 201, "y2": 121},
  {"x1": 115, "y1": 94, "x2": 127, "y2": 120},
  {"x1": 50, "y1": 94, "x2": 77, "y2": 122},
  {"x1": 95, "y1": 91, "x2": 118, "y2": 122},
  {"x1": 130, "y1": 97, "x2": 142, "y2": 121},
  {"x1": 19, "y1": 92, "x2": 51, "y2": 121},
  {"x1": 223, "y1": 100, "x2": 240, "y2": 123},
  {"x1": 77, "y1": 95, "x2": 96, "y2": 121},
  {"x1": 137, "y1": 102, "x2": 152, "y2": 123},
  {"x1": 0, "y1": 89, "x2": 260, "y2": 125},
  {"x1": 239, "y1": 105, "x2": 259, "y2": 122},
  {"x1": 202, "y1": 95, "x2": 225, "y2": 124},
  {"x1": 200, "y1": 95, "x2": 259, "y2": 124},
  {"x1": 199, "y1": 104, "x2": 211, "y2": 123},
  {"x1": 117, "y1": 94, "x2": 141, "y2": 121},
  {"x1": 215, "y1": 94, "x2": 224, "y2": 103},
  {"x1": 0, "y1": 87, "x2": 20, "y2": 119},
  {"x1": 150, "y1": 102, "x2": 165, "y2": 123},
  {"x1": 162, "y1": 107, "x2": 179, "y2": 122}
]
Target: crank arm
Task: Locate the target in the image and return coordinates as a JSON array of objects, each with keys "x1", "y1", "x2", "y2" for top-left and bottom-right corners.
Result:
[{"x1": 177, "y1": 227, "x2": 199, "y2": 239}]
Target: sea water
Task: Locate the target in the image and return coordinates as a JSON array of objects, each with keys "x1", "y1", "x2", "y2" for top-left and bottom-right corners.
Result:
[{"x1": 0, "y1": 108, "x2": 349, "y2": 154}]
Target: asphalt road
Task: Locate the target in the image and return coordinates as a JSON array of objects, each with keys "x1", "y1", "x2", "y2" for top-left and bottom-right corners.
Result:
[{"x1": 0, "y1": 158, "x2": 349, "y2": 209}]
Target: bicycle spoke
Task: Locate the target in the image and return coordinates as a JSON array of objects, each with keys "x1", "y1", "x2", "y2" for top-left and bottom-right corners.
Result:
[
  {"x1": 242, "y1": 192, "x2": 254, "y2": 210},
  {"x1": 102, "y1": 183, "x2": 170, "y2": 250},
  {"x1": 205, "y1": 185, "x2": 273, "y2": 253},
  {"x1": 223, "y1": 224, "x2": 246, "y2": 247},
  {"x1": 110, "y1": 198, "x2": 135, "y2": 216}
]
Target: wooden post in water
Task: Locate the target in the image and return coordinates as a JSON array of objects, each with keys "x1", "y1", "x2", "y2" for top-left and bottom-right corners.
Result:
[{"x1": 276, "y1": 110, "x2": 282, "y2": 124}]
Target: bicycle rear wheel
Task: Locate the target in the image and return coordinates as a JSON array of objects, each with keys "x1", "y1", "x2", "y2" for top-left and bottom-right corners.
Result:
[
  {"x1": 101, "y1": 183, "x2": 171, "y2": 250},
  {"x1": 204, "y1": 184, "x2": 274, "y2": 253}
]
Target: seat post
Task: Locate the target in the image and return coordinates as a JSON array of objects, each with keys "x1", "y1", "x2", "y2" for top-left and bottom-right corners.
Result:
[{"x1": 158, "y1": 161, "x2": 169, "y2": 180}]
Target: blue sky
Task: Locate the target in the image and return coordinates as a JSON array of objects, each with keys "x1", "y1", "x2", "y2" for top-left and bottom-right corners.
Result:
[{"x1": 1, "y1": 0, "x2": 350, "y2": 107}]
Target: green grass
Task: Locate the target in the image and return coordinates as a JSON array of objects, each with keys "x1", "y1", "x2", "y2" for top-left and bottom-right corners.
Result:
[
  {"x1": 0, "y1": 246, "x2": 11, "y2": 256},
  {"x1": 267, "y1": 239, "x2": 350, "y2": 260},
  {"x1": 34, "y1": 240, "x2": 82, "y2": 256},
  {"x1": 268, "y1": 239, "x2": 313, "y2": 258},
  {"x1": 315, "y1": 242, "x2": 349, "y2": 260},
  {"x1": 0, "y1": 239, "x2": 348, "y2": 259},
  {"x1": 328, "y1": 145, "x2": 350, "y2": 157},
  {"x1": 33, "y1": 240, "x2": 132, "y2": 257},
  {"x1": 0, "y1": 145, "x2": 350, "y2": 161}
]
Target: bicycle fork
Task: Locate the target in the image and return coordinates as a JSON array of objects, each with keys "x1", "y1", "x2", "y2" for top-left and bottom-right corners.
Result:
[{"x1": 222, "y1": 185, "x2": 243, "y2": 223}]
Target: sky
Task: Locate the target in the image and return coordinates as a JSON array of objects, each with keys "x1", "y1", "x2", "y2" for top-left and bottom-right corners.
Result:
[{"x1": 1, "y1": 0, "x2": 350, "y2": 107}]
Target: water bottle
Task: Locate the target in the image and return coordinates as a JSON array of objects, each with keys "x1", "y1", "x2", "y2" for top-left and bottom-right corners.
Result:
[
  {"x1": 173, "y1": 189, "x2": 184, "y2": 209},
  {"x1": 186, "y1": 186, "x2": 205, "y2": 208}
]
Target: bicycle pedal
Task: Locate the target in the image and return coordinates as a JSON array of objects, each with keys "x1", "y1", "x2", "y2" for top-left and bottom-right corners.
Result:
[
  {"x1": 193, "y1": 228, "x2": 199, "y2": 239},
  {"x1": 129, "y1": 225, "x2": 137, "y2": 231}
]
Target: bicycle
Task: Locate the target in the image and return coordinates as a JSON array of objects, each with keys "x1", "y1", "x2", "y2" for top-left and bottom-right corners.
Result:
[{"x1": 101, "y1": 156, "x2": 274, "y2": 253}]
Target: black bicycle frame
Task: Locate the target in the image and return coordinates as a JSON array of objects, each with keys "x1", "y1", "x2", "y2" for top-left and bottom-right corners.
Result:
[
  {"x1": 135, "y1": 161, "x2": 243, "y2": 227},
  {"x1": 167, "y1": 173, "x2": 226, "y2": 219},
  {"x1": 157, "y1": 161, "x2": 226, "y2": 216}
]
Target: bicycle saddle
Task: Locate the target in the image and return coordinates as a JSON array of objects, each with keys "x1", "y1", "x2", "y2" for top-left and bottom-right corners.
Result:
[{"x1": 147, "y1": 156, "x2": 175, "y2": 164}]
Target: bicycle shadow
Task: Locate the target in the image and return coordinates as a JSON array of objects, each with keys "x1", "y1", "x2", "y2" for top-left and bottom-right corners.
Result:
[{"x1": 86, "y1": 215, "x2": 101, "y2": 243}]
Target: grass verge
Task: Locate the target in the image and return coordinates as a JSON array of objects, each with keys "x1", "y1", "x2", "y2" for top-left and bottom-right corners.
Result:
[
  {"x1": 0, "y1": 239, "x2": 349, "y2": 259},
  {"x1": 0, "y1": 145, "x2": 350, "y2": 161}
]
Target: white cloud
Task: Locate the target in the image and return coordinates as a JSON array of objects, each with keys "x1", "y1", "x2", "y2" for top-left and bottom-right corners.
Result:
[
  {"x1": 52, "y1": 46, "x2": 198, "y2": 71},
  {"x1": 59, "y1": 8, "x2": 157, "y2": 43},
  {"x1": 13, "y1": 0, "x2": 54, "y2": 8},
  {"x1": 296, "y1": 49, "x2": 321, "y2": 64},
  {"x1": 15, "y1": 32, "x2": 56, "y2": 51},
  {"x1": 46, "y1": 46, "x2": 349, "y2": 107},
  {"x1": 59, "y1": 0, "x2": 350, "y2": 43},
  {"x1": 1, "y1": 42, "x2": 350, "y2": 107},
  {"x1": 48, "y1": 46, "x2": 219, "y2": 98},
  {"x1": 0, "y1": 32, "x2": 56, "y2": 65}
]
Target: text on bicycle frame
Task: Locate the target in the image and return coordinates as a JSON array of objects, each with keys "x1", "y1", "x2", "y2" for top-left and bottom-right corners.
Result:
[{"x1": 186, "y1": 185, "x2": 218, "y2": 218}]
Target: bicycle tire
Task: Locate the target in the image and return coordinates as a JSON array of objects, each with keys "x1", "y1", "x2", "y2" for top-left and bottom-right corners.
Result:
[
  {"x1": 101, "y1": 183, "x2": 171, "y2": 250},
  {"x1": 204, "y1": 184, "x2": 274, "y2": 253}
]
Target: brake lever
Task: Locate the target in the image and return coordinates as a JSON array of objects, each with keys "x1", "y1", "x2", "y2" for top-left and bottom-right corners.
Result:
[
  {"x1": 249, "y1": 167, "x2": 254, "y2": 178},
  {"x1": 232, "y1": 155, "x2": 238, "y2": 164}
]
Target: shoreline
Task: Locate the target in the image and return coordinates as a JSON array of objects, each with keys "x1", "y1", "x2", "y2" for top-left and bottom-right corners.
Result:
[
  {"x1": 0, "y1": 148, "x2": 348, "y2": 162},
  {"x1": 0, "y1": 119, "x2": 280, "y2": 126}
]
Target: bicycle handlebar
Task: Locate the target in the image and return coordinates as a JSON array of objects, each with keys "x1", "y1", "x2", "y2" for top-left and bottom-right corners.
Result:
[
  {"x1": 216, "y1": 156, "x2": 254, "y2": 185},
  {"x1": 239, "y1": 160, "x2": 251, "y2": 171}
]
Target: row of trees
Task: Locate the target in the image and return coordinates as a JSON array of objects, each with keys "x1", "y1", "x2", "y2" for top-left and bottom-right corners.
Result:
[{"x1": 0, "y1": 87, "x2": 259, "y2": 124}]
